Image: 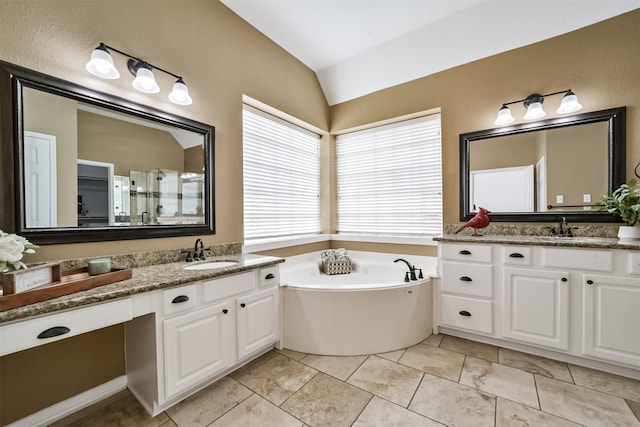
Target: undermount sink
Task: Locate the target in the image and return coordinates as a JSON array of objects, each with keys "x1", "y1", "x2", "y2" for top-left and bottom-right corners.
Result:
[{"x1": 184, "y1": 261, "x2": 238, "y2": 270}]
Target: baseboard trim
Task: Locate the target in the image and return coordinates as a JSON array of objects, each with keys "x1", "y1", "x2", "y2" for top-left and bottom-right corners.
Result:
[{"x1": 7, "y1": 375, "x2": 127, "y2": 427}]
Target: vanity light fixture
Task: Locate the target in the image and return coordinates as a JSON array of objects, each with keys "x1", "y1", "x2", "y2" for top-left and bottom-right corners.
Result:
[
  {"x1": 494, "y1": 89, "x2": 582, "y2": 126},
  {"x1": 85, "y1": 43, "x2": 192, "y2": 105}
]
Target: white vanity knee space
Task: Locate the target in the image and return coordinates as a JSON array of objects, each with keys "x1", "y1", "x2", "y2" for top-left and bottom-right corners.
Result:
[
  {"x1": 437, "y1": 240, "x2": 640, "y2": 378},
  {"x1": 125, "y1": 266, "x2": 280, "y2": 416}
]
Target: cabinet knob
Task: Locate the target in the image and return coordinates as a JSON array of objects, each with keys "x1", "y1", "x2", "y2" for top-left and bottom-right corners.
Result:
[
  {"x1": 561, "y1": 277, "x2": 568, "y2": 282},
  {"x1": 459, "y1": 276, "x2": 472, "y2": 282},
  {"x1": 265, "y1": 273, "x2": 275, "y2": 280},
  {"x1": 222, "y1": 309, "x2": 228, "y2": 314},
  {"x1": 37, "y1": 326, "x2": 70, "y2": 339},
  {"x1": 172, "y1": 295, "x2": 190, "y2": 304},
  {"x1": 459, "y1": 250, "x2": 472, "y2": 255},
  {"x1": 509, "y1": 253, "x2": 524, "y2": 258},
  {"x1": 459, "y1": 311, "x2": 472, "y2": 317},
  {"x1": 240, "y1": 303, "x2": 246, "y2": 308},
  {"x1": 586, "y1": 280, "x2": 594, "y2": 285}
]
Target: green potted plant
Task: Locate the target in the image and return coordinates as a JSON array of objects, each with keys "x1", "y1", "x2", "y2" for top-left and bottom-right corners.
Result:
[{"x1": 599, "y1": 179, "x2": 640, "y2": 241}]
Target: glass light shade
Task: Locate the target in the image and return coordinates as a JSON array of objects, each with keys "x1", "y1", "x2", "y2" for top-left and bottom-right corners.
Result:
[
  {"x1": 168, "y1": 80, "x2": 192, "y2": 105},
  {"x1": 556, "y1": 92, "x2": 582, "y2": 114},
  {"x1": 132, "y1": 67, "x2": 160, "y2": 93},
  {"x1": 85, "y1": 48, "x2": 120, "y2": 79},
  {"x1": 523, "y1": 102, "x2": 546, "y2": 120},
  {"x1": 494, "y1": 106, "x2": 515, "y2": 126}
]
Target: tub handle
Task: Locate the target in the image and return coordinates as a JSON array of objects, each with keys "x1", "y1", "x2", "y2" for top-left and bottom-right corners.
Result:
[
  {"x1": 459, "y1": 250, "x2": 472, "y2": 255},
  {"x1": 459, "y1": 276, "x2": 472, "y2": 282},
  {"x1": 459, "y1": 311, "x2": 472, "y2": 317},
  {"x1": 265, "y1": 273, "x2": 275, "y2": 280}
]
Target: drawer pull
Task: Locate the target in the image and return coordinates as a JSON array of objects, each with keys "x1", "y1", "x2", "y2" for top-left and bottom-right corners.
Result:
[
  {"x1": 459, "y1": 250, "x2": 472, "y2": 255},
  {"x1": 265, "y1": 273, "x2": 275, "y2": 280},
  {"x1": 586, "y1": 280, "x2": 594, "y2": 285},
  {"x1": 459, "y1": 276, "x2": 472, "y2": 282},
  {"x1": 459, "y1": 311, "x2": 472, "y2": 317},
  {"x1": 171, "y1": 295, "x2": 190, "y2": 304},
  {"x1": 37, "y1": 326, "x2": 70, "y2": 339},
  {"x1": 561, "y1": 277, "x2": 568, "y2": 282},
  {"x1": 240, "y1": 303, "x2": 246, "y2": 308},
  {"x1": 509, "y1": 253, "x2": 524, "y2": 258},
  {"x1": 222, "y1": 309, "x2": 228, "y2": 314}
]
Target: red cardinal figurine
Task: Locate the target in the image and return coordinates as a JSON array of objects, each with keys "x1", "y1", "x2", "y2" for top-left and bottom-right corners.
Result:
[{"x1": 455, "y1": 207, "x2": 491, "y2": 236}]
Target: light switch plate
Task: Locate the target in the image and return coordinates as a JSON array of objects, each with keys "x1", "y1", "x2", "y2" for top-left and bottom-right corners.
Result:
[{"x1": 556, "y1": 195, "x2": 564, "y2": 204}]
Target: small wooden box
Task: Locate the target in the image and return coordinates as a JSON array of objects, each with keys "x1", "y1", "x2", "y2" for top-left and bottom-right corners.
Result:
[{"x1": 2, "y1": 263, "x2": 62, "y2": 295}]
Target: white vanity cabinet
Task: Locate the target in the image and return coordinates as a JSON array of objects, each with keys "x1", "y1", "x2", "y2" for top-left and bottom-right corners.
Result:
[
  {"x1": 583, "y1": 273, "x2": 640, "y2": 366},
  {"x1": 126, "y1": 266, "x2": 280, "y2": 415},
  {"x1": 437, "y1": 240, "x2": 640, "y2": 377}
]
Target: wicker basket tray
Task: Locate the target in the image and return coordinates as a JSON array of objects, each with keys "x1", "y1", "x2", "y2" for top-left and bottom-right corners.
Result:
[{"x1": 322, "y1": 259, "x2": 352, "y2": 275}]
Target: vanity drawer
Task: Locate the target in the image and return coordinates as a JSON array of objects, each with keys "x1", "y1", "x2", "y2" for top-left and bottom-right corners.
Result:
[
  {"x1": 630, "y1": 253, "x2": 640, "y2": 275},
  {"x1": 440, "y1": 295, "x2": 493, "y2": 334},
  {"x1": 258, "y1": 266, "x2": 279, "y2": 288},
  {"x1": 163, "y1": 284, "x2": 198, "y2": 316},
  {"x1": 0, "y1": 299, "x2": 132, "y2": 356},
  {"x1": 441, "y1": 262, "x2": 493, "y2": 298},
  {"x1": 440, "y1": 243, "x2": 492, "y2": 263},
  {"x1": 542, "y1": 248, "x2": 613, "y2": 272},
  {"x1": 503, "y1": 246, "x2": 532, "y2": 266},
  {"x1": 203, "y1": 272, "x2": 255, "y2": 303}
]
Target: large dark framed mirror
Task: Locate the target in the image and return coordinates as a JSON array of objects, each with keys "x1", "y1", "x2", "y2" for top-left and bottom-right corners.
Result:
[
  {"x1": 460, "y1": 107, "x2": 625, "y2": 222},
  {"x1": 0, "y1": 61, "x2": 215, "y2": 244}
]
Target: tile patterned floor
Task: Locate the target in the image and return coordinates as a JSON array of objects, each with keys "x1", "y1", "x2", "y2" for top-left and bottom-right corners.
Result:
[{"x1": 53, "y1": 334, "x2": 640, "y2": 427}]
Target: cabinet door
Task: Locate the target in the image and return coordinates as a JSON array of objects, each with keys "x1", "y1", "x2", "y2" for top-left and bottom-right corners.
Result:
[
  {"x1": 503, "y1": 268, "x2": 570, "y2": 350},
  {"x1": 163, "y1": 302, "x2": 233, "y2": 399},
  {"x1": 583, "y1": 274, "x2": 640, "y2": 367},
  {"x1": 237, "y1": 287, "x2": 279, "y2": 360}
]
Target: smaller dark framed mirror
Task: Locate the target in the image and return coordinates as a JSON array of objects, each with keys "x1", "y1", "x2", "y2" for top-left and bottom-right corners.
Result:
[
  {"x1": 0, "y1": 61, "x2": 215, "y2": 244},
  {"x1": 460, "y1": 107, "x2": 626, "y2": 222}
]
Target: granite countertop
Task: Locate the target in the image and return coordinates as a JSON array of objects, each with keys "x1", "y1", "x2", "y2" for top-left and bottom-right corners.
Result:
[
  {"x1": 0, "y1": 254, "x2": 284, "y2": 324},
  {"x1": 434, "y1": 234, "x2": 640, "y2": 250}
]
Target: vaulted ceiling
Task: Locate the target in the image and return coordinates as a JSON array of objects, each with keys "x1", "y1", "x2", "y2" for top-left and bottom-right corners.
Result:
[{"x1": 220, "y1": 0, "x2": 640, "y2": 105}]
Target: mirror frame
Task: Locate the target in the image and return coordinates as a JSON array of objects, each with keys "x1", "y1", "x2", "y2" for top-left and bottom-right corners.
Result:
[
  {"x1": 0, "y1": 61, "x2": 215, "y2": 244},
  {"x1": 459, "y1": 106, "x2": 626, "y2": 223}
]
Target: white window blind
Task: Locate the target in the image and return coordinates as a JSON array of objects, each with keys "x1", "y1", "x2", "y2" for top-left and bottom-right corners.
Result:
[
  {"x1": 336, "y1": 114, "x2": 442, "y2": 237},
  {"x1": 243, "y1": 105, "x2": 320, "y2": 242}
]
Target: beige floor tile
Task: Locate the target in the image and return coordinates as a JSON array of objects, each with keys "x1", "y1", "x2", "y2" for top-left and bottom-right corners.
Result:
[
  {"x1": 300, "y1": 353, "x2": 367, "y2": 381},
  {"x1": 409, "y1": 373, "x2": 496, "y2": 427},
  {"x1": 348, "y1": 355, "x2": 424, "y2": 407},
  {"x1": 210, "y1": 394, "x2": 303, "y2": 427},
  {"x1": 165, "y1": 377, "x2": 252, "y2": 426},
  {"x1": 627, "y1": 399, "x2": 640, "y2": 422},
  {"x1": 537, "y1": 374, "x2": 640, "y2": 427},
  {"x1": 496, "y1": 397, "x2": 582, "y2": 427},
  {"x1": 228, "y1": 350, "x2": 280, "y2": 379},
  {"x1": 499, "y1": 348, "x2": 573, "y2": 382},
  {"x1": 377, "y1": 348, "x2": 406, "y2": 362},
  {"x1": 353, "y1": 396, "x2": 443, "y2": 427},
  {"x1": 569, "y1": 364, "x2": 640, "y2": 401},
  {"x1": 231, "y1": 352, "x2": 318, "y2": 405},
  {"x1": 159, "y1": 421, "x2": 178, "y2": 427},
  {"x1": 282, "y1": 372, "x2": 372, "y2": 427},
  {"x1": 460, "y1": 356, "x2": 539, "y2": 408},
  {"x1": 50, "y1": 390, "x2": 131, "y2": 427},
  {"x1": 423, "y1": 334, "x2": 444, "y2": 347},
  {"x1": 440, "y1": 335, "x2": 498, "y2": 362},
  {"x1": 63, "y1": 393, "x2": 169, "y2": 427},
  {"x1": 399, "y1": 342, "x2": 465, "y2": 381},
  {"x1": 277, "y1": 348, "x2": 307, "y2": 361}
]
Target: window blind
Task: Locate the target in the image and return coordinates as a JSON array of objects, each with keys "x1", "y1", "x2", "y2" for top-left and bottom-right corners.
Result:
[
  {"x1": 243, "y1": 105, "x2": 320, "y2": 242},
  {"x1": 336, "y1": 114, "x2": 442, "y2": 237}
]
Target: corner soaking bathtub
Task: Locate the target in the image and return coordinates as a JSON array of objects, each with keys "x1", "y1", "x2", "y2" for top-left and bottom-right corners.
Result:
[{"x1": 280, "y1": 251, "x2": 437, "y2": 356}]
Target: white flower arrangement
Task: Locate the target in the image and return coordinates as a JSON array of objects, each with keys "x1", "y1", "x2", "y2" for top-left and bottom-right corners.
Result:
[{"x1": 0, "y1": 230, "x2": 38, "y2": 273}]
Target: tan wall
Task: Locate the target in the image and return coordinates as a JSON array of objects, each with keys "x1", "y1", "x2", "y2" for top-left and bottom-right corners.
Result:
[
  {"x1": 469, "y1": 132, "x2": 539, "y2": 171},
  {"x1": 0, "y1": 1, "x2": 328, "y2": 423},
  {"x1": 184, "y1": 145, "x2": 204, "y2": 174},
  {"x1": 77, "y1": 110, "x2": 185, "y2": 176},
  {"x1": 22, "y1": 88, "x2": 78, "y2": 227},
  {"x1": 330, "y1": 10, "x2": 640, "y2": 228}
]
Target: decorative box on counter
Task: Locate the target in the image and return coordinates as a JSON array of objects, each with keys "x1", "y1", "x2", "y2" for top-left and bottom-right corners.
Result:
[{"x1": 320, "y1": 248, "x2": 352, "y2": 275}]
